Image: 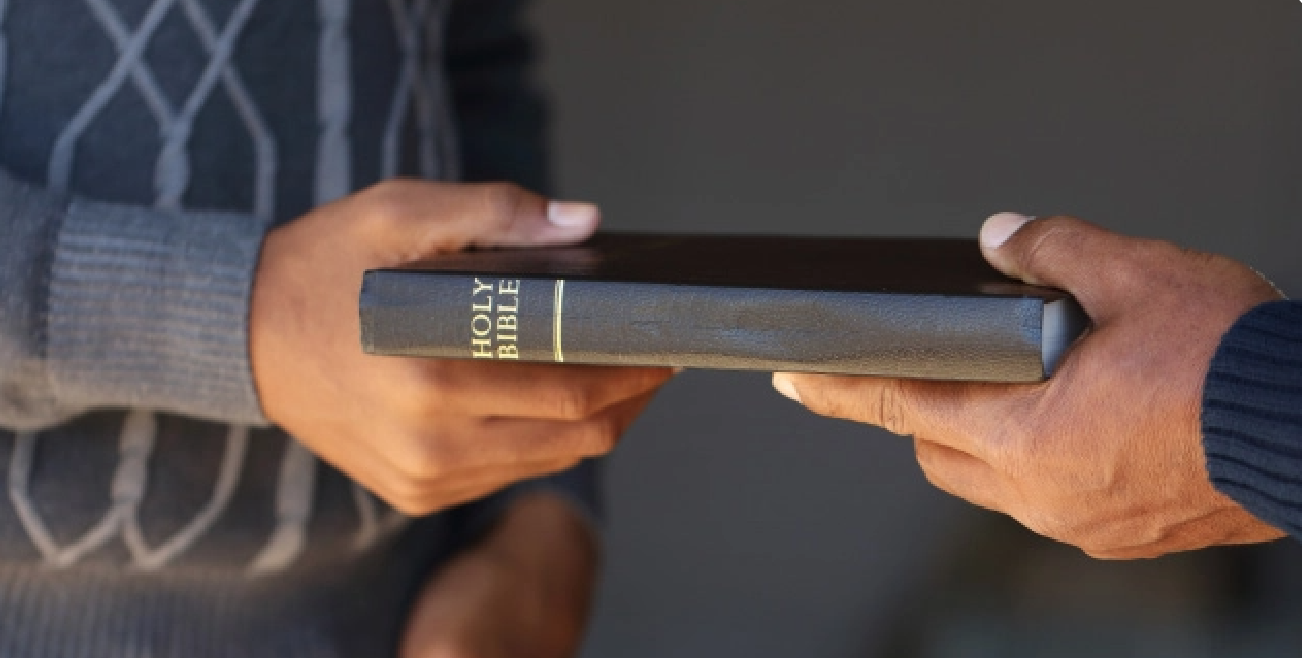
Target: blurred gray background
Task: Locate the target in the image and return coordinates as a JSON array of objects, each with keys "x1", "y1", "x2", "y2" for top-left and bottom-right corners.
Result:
[{"x1": 526, "y1": 1, "x2": 1302, "y2": 656}]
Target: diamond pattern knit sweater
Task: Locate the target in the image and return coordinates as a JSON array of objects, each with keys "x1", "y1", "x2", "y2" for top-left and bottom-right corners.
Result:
[{"x1": 0, "y1": 0, "x2": 595, "y2": 655}]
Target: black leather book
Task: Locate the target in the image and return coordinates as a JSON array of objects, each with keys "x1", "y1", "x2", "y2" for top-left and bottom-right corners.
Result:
[{"x1": 360, "y1": 233, "x2": 1088, "y2": 382}]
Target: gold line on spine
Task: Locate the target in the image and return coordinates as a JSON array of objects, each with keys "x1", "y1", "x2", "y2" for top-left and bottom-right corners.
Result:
[{"x1": 553, "y1": 280, "x2": 566, "y2": 363}]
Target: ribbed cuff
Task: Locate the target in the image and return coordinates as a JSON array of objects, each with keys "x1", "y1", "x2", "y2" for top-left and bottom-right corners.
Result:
[
  {"x1": 46, "y1": 197, "x2": 270, "y2": 426},
  {"x1": 1202, "y1": 300, "x2": 1302, "y2": 538}
]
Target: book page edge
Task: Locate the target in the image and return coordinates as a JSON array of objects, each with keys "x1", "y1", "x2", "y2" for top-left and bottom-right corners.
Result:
[{"x1": 1042, "y1": 297, "x2": 1090, "y2": 377}]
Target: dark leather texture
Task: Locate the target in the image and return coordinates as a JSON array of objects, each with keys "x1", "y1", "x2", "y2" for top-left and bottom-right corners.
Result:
[{"x1": 360, "y1": 234, "x2": 1086, "y2": 382}]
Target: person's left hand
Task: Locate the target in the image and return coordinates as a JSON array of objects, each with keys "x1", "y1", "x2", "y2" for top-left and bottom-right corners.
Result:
[{"x1": 401, "y1": 492, "x2": 598, "y2": 658}]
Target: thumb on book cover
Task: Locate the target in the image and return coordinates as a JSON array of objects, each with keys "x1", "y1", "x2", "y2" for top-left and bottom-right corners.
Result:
[
  {"x1": 459, "y1": 184, "x2": 601, "y2": 249},
  {"x1": 479, "y1": 196, "x2": 600, "y2": 247},
  {"x1": 350, "y1": 181, "x2": 601, "y2": 260},
  {"x1": 979, "y1": 213, "x2": 1139, "y2": 318},
  {"x1": 418, "y1": 183, "x2": 601, "y2": 251}
]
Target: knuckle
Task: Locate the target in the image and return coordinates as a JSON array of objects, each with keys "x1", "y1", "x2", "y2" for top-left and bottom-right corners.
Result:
[
  {"x1": 375, "y1": 479, "x2": 432, "y2": 515},
  {"x1": 802, "y1": 378, "x2": 914, "y2": 435},
  {"x1": 787, "y1": 377, "x2": 832, "y2": 416},
  {"x1": 358, "y1": 179, "x2": 419, "y2": 231},
  {"x1": 1016, "y1": 509, "x2": 1058, "y2": 540},
  {"x1": 1017, "y1": 217, "x2": 1078, "y2": 274},
  {"x1": 476, "y1": 182, "x2": 526, "y2": 222},
  {"x1": 550, "y1": 386, "x2": 598, "y2": 421},
  {"x1": 1079, "y1": 543, "x2": 1123, "y2": 561},
  {"x1": 631, "y1": 367, "x2": 674, "y2": 393},
  {"x1": 914, "y1": 440, "x2": 943, "y2": 477},
  {"x1": 1017, "y1": 504, "x2": 1078, "y2": 545},
  {"x1": 1076, "y1": 531, "x2": 1150, "y2": 560},
  {"x1": 390, "y1": 434, "x2": 451, "y2": 480},
  {"x1": 874, "y1": 380, "x2": 912, "y2": 436},
  {"x1": 916, "y1": 452, "x2": 952, "y2": 494},
  {"x1": 576, "y1": 415, "x2": 621, "y2": 456}
]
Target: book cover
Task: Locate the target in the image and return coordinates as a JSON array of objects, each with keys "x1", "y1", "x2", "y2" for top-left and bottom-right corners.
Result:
[{"x1": 359, "y1": 233, "x2": 1088, "y2": 382}]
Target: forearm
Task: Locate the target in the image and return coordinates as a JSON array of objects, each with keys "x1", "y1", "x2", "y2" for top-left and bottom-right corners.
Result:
[
  {"x1": 454, "y1": 461, "x2": 602, "y2": 549},
  {"x1": 402, "y1": 491, "x2": 598, "y2": 658},
  {"x1": 0, "y1": 169, "x2": 269, "y2": 430},
  {"x1": 471, "y1": 490, "x2": 599, "y2": 587}
]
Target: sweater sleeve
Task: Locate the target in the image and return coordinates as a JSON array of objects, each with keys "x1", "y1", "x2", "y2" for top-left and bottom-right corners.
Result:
[
  {"x1": 1202, "y1": 299, "x2": 1302, "y2": 539},
  {"x1": 0, "y1": 169, "x2": 270, "y2": 431},
  {"x1": 441, "y1": 0, "x2": 602, "y2": 535}
]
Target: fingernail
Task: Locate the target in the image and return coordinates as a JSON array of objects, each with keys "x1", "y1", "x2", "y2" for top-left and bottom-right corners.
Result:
[
  {"x1": 772, "y1": 374, "x2": 802, "y2": 404},
  {"x1": 981, "y1": 213, "x2": 1033, "y2": 250},
  {"x1": 548, "y1": 200, "x2": 600, "y2": 228}
]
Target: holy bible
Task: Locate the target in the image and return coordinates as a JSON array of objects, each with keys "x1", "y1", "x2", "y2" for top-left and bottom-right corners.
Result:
[{"x1": 359, "y1": 233, "x2": 1089, "y2": 382}]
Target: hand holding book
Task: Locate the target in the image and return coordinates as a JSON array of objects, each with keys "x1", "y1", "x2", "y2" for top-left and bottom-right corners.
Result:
[
  {"x1": 249, "y1": 180, "x2": 673, "y2": 516},
  {"x1": 774, "y1": 214, "x2": 1286, "y2": 558}
]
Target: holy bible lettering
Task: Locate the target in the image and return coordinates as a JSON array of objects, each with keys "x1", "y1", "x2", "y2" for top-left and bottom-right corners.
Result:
[
  {"x1": 362, "y1": 234, "x2": 1090, "y2": 381},
  {"x1": 470, "y1": 278, "x2": 521, "y2": 359}
]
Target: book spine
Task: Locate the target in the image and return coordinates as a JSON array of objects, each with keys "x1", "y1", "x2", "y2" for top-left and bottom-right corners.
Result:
[{"x1": 360, "y1": 272, "x2": 1051, "y2": 382}]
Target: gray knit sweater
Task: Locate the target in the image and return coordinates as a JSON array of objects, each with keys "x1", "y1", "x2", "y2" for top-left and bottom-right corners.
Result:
[{"x1": 0, "y1": 0, "x2": 595, "y2": 655}]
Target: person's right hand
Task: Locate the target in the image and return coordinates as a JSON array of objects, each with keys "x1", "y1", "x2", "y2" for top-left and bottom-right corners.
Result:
[
  {"x1": 773, "y1": 214, "x2": 1286, "y2": 558},
  {"x1": 249, "y1": 180, "x2": 673, "y2": 515}
]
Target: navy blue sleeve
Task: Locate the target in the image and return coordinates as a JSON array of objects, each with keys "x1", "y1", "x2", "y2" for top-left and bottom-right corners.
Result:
[{"x1": 1202, "y1": 300, "x2": 1302, "y2": 539}]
